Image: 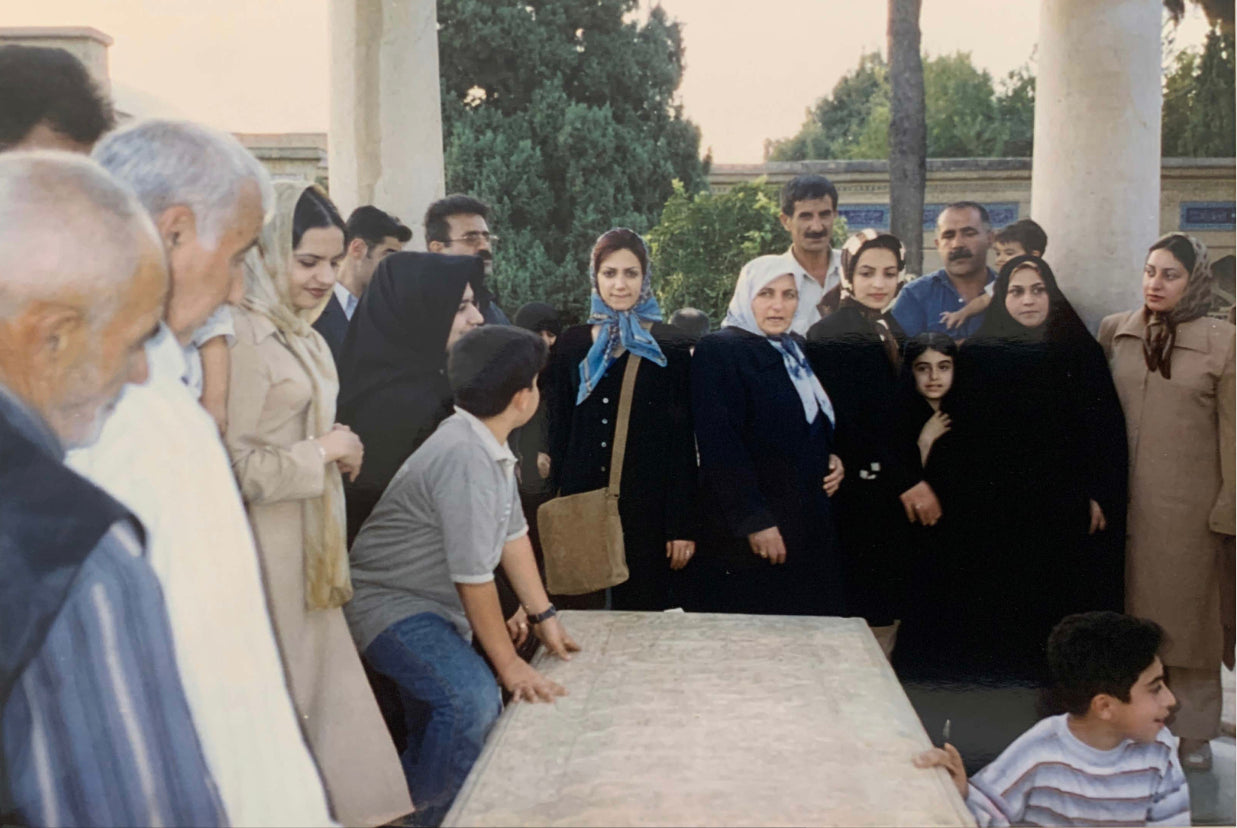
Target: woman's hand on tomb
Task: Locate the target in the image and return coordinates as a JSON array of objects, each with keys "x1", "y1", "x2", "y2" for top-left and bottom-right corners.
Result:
[
  {"x1": 536, "y1": 452, "x2": 551, "y2": 480},
  {"x1": 665, "y1": 540, "x2": 696, "y2": 570},
  {"x1": 748, "y1": 527, "x2": 787, "y2": 565},
  {"x1": 823, "y1": 455, "x2": 844, "y2": 496},
  {"x1": 506, "y1": 607, "x2": 530, "y2": 647}
]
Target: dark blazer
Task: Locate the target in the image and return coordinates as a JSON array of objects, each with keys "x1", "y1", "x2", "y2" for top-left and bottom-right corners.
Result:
[
  {"x1": 691, "y1": 326, "x2": 842, "y2": 614},
  {"x1": 312, "y1": 293, "x2": 349, "y2": 364},
  {"x1": 545, "y1": 323, "x2": 697, "y2": 610}
]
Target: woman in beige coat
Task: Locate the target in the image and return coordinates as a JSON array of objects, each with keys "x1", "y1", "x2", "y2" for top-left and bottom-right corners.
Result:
[
  {"x1": 1099, "y1": 232, "x2": 1235, "y2": 772},
  {"x1": 227, "y1": 181, "x2": 413, "y2": 825}
]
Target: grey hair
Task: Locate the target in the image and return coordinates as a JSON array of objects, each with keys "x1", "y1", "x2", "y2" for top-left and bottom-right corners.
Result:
[
  {"x1": 0, "y1": 150, "x2": 162, "y2": 325},
  {"x1": 92, "y1": 118, "x2": 273, "y2": 249}
]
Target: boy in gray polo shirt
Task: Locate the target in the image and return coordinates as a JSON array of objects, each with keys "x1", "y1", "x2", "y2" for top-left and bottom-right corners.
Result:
[{"x1": 346, "y1": 325, "x2": 580, "y2": 826}]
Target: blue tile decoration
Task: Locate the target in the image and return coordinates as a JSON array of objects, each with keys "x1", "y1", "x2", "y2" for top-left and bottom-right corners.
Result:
[
  {"x1": 838, "y1": 202, "x2": 1021, "y2": 232},
  {"x1": 1180, "y1": 202, "x2": 1236, "y2": 231}
]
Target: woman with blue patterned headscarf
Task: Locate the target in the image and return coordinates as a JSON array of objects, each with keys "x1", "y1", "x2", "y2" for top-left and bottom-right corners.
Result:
[
  {"x1": 690, "y1": 254, "x2": 847, "y2": 617},
  {"x1": 544, "y1": 228, "x2": 698, "y2": 611}
]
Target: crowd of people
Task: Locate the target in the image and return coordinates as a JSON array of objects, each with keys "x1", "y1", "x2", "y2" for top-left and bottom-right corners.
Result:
[{"x1": 0, "y1": 43, "x2": 1233, "y2": 828}]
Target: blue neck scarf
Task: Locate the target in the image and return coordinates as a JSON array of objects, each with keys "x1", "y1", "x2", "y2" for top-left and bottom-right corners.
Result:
[
  {"x1": 577, "y1": 255, "x2": 667, "y2": 405},
  {"x1": 723, "y1": 254, "x2": 835, "y2": 425}
]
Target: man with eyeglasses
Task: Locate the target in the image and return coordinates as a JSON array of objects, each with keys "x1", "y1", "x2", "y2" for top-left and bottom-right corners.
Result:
[{"x1": 425, "y1": 193, "x2": 511, "y2": 325}]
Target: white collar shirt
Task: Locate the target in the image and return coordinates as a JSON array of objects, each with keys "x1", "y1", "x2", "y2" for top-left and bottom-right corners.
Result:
[
  {"x1": 334, "y1": 281, "x2": 360, "y2": 321},
  {"x1": 782, "y1": 245, "x2": 842, "y2": 335}
]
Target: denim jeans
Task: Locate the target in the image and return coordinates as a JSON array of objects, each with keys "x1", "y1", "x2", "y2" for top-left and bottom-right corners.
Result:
[{"x1": 365, "y1": 612, "x2": 502, "y2": 827}]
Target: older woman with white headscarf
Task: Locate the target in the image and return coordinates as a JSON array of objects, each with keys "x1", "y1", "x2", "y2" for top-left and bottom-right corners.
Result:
[
  {"x1": 226, "y1": 181, "x2": 412, "y2": 825},
  {"x1": 691, "y1": 254, "x2": 845, "y2": 616}
]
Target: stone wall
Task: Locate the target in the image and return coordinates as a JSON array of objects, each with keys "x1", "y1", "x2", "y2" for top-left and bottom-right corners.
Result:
[{"x1": 709, "y1": 158, "x2": 1236, "y2": 276}]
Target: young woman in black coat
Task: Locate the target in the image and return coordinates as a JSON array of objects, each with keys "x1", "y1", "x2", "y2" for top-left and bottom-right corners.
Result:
[
  {"x1": 806, "y1": 231, "x2": 940, "y2": 654},
  {"x1": 335, "y1": 252, "x2": 487, "y2": 543},
  {"x1": 952, "y1": 255, "x2": 1128, "y2": 681},
  {"x1": 545, "y1": 228, "x2": 697, "y2": 611},
  {"x1": 692, "y1": 254, "x2": 845, "y2": 616}
]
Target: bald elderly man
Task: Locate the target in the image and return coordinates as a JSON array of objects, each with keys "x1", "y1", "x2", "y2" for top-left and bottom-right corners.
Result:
[
  {"x1": 66, "y1": 121, "x2": 341, "y2": 827},
  {"x1": 0, "y1": 152, "x2": 225, "y2": 826}
]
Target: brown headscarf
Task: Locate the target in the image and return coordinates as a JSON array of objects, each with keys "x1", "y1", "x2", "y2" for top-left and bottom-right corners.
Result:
[
  {"x1": 242, "y1": 180, "x2": 352, "y2": 610},
  {"x1": 1143, "y1": 232, "x2": 1214, "y2": 379}
]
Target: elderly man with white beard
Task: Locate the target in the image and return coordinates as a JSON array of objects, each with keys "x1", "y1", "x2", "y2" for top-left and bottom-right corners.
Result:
[{"x1": 66, "y1": 120, "x2": 340, "y2": 827}]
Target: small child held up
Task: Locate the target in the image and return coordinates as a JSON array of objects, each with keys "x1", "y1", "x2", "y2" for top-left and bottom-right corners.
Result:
[
  {"x1": 915, "y1": 611, "x2": 1190, "y2": 827},
  {"x1": 940, "y1": 218, "x2": 1047, "y2": 333},
  {"x1": 344, "y1": 325, "x2": 580, "y2": 826}
]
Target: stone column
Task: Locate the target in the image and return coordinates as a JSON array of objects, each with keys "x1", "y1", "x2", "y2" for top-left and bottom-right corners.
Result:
[
  {"x1": 329, "y1": 0, "x2": 444, "y2": 248},
  {"x1": 1031, "y1": 0, "x2": 1162, "y2": 329}
]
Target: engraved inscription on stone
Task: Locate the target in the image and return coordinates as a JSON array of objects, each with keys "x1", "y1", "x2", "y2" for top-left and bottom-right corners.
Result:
[{"x1": 446, "y1": 611, "x2": 974, "y2": 828}]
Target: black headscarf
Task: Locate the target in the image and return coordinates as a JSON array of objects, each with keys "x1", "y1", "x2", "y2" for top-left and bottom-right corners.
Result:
[
  {"x1": 971, "y1": 254, "x2": 1091, "y2": 346},
  {"x1": 336, "y1": 251, "x2": 487, "y2": 540}
]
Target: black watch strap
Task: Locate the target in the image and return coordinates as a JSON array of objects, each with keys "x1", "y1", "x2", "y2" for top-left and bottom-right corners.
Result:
[{"x1": 527, "y1": 604, "x2": 558, "y2": 625}]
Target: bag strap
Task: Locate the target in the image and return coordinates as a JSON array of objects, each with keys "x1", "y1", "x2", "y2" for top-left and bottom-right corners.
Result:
[{"x1": 607, "y1": 354, "x2": 642, "y2": 497}]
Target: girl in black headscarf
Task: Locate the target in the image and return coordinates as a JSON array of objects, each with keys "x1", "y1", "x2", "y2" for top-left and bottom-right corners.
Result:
[
  {"x1": 336, "y1": 251, "x2": 487, "y2": 542},
  {"x1": 953, "y1": 255, "x2": 1128, "y2": 680},
  {"x1": 806, "y1": 230, "x2": 938, "y2": 656}
]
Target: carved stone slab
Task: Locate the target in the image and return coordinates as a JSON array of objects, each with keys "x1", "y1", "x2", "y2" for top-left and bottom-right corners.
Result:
[{"x1": 445, "y1": 611, "x2": 974, "y2": 827}]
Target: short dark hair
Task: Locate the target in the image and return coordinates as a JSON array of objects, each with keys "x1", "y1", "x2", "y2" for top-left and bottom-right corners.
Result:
[
  {"x1": 292, "y1": 186, "x2": 346, "y2": 250},
  {"x1": 449, "y1": 326, "x2": 548, "y2": 418},
  {"x1": 904, "y1": 331, "x2": 958, "y2": 365},
  {"x1": 425, "y1": 194, "x2": 490, "y2": 245},
  {"x1": 0, "y1": 45, "x2": 114, "y2": 151},
  {"x1": 1046, "y1": 612, "x2": 1164, "y2": 716},
  {"x1": 346, "y1": 205, "x2": 411, "y2": 249},
  {"x1": 938, "y1": 201, "x2": 991, "y2": 229},
  {"x1": 669, "y1": 308, "x2": 710, "y2": 340},
  {"x1": 591, "y1": 228, "x2": 649, "y2": 278},
  {"x1": 780, "y1": 174, "x2": 838, "y2": 216},
  {"x1": 995, "y1": 219, "x2": 1048, "y2": 255}
]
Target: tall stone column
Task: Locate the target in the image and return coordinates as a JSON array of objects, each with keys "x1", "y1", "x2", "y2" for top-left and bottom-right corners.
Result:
[
  {"x1": 329, "y1": 0, "x2": 444, "y2": 248},
  {"x1": 1031, "y1": 0, "x2": 1162, "y2": 329}
]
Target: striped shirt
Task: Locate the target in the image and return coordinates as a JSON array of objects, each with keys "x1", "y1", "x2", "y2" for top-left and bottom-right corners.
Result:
[
  {"x1": 965, "y1": 714, "x2": 1190, "y2": 827},
  {"x1": 3, "y1": 520, "x2": 226, "y2": 827}
]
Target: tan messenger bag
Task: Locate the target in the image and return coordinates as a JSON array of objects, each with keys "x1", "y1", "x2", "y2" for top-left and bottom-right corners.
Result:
[{"x1": 537, "y1": 354, "x2": 641, "y2": 595}]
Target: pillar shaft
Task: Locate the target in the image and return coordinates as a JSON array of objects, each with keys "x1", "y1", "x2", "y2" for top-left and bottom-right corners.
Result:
[
  {"x1": 1031, "y1": 0, "x2": 1162, "y2": 329},
  {"x1": 329, "y1": 0, "x2": 444, "y2": 248}
]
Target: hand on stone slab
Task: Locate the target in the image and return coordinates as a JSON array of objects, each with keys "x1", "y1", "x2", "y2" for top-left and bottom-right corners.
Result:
[{"x1": 913, "y1": 743, "x2": 968, "y2": 799}]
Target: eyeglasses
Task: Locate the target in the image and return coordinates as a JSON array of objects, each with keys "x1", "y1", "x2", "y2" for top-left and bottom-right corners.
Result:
[{"x1": 446, "y1": 231, "x2": 498, "y2": 246}]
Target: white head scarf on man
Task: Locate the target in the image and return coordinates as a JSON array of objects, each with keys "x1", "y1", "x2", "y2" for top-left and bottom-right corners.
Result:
[{"x1": 723, "y1": 254, "x2": 835, "y2": 426}]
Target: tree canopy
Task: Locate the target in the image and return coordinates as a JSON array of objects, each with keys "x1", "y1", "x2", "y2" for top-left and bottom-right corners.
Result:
[
  {"x1": 765, "y1": 51, "x2": 1035, "y2": 162},
  {"x1": 438, "y1": 0, "x2": 706, "y2": 322},
  {"x1": 1162, "y1": 26, "x2": 1236, "y2": 157}
]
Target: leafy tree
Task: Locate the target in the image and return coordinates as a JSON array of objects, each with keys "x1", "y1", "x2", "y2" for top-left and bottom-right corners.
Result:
[
  {"x1": 438, "y1": 0, "x2": 706, "y2": 322},
  {"x1": 1162, "y1": 26, "x2": 1236, "y2": 156},
  {"x1": 767, "y1": 50, "x2": 1035, "y2": 161},
  {"x1": 649, "y1": 179, "x2": 848, "y2": 325}
]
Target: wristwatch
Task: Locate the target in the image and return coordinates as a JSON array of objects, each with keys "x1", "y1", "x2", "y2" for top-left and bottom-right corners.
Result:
[{"x1": 526, "y1": 604, "x2": 558, "y2": 625}]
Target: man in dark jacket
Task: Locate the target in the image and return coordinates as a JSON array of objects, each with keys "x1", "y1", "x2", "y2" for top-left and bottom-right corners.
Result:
[
  {"x1": 315, "y1": 205, "x2": 410, "y2": 362},
  {"x1": 425, "y1": 194, "x2": 511, "y2": 325}
]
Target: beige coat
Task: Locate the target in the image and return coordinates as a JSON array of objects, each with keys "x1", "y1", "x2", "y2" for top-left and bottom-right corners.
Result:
[
  {"x1": 1099, "y1": 311, "x2": 1235, "y2": 668},
  {"x1": 227, "y1": 307, "x2": 412, "y2": 826}
]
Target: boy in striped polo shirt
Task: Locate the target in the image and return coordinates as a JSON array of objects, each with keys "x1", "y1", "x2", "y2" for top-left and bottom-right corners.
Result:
[{"x1": 915, "y1": 612, "x2": 1190, "y2": 826}]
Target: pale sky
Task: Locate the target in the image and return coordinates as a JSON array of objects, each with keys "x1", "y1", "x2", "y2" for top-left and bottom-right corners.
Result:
[{"x1": 0, "y1": 0, "x2": 1212, "y2": 163}]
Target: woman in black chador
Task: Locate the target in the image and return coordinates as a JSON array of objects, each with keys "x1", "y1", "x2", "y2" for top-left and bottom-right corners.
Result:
[
  {"x1": 807, "y1": 230, "x2": 939, "y2": 655},
  {"x1": 545, "y1": 228, "x2": 697, "y2": 611},
  {"x1": 950, "y1": 254, "x2": 1128, "y2": 681},
  {"x1": 335, "y1": 251, "x2": 487, "y2": 543},
  {"x1": 692, "y1": 255, "x2": 845, "y2": 616}
]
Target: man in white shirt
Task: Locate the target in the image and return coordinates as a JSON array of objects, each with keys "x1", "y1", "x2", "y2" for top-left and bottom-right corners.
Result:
[
  {"x1": 778, "y1": 174, "x2": 843, "y2": 335},
  {"x1": 314, "y1": 205, "x2": 411, "y2": 362},
  {"x1": 67, "y1": 119, "x2": 338, "y2": 827}
]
